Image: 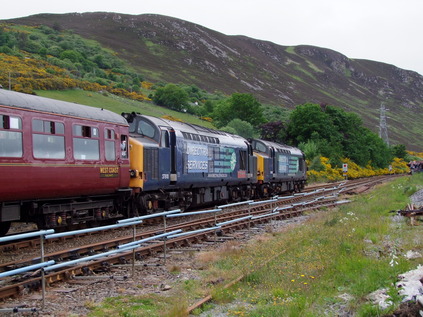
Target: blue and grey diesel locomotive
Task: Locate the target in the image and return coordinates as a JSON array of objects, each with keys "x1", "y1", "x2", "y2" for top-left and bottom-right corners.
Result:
[
  {"x1": 122, "y1": 112, "x2": 258, "y2": 214},
  {"x1": 250, "y1": 138, "x2": 307, "y2": 196},
  {"x1": 122, "y1": 112, "x2": 306, "y2": 215},
  {"x1": 0, "y1": 90, "x2": 306, "y2": 235}
]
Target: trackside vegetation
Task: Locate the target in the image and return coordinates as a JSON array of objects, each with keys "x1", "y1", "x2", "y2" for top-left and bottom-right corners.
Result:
[{"x1": 86, "y1": 173, "x2": 423, "y2": 317}]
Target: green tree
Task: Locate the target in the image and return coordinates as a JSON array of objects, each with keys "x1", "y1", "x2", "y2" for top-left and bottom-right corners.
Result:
[
  {"x1": 262, "y1": 104, "x2": 290, "y2": 124},
  {"x1": 153, "y1": 84, "x2": 189, "y2": 111},
  {"x1": 93, "y1": 54, "x2": 111, "y2": 69},
  {"x1": 286, "y1": 103, "x2": 342, "y2": 150},
  {"x1": 222, "y1": 119, "x2": 258, "y2": 139},
  {"x1": 286, "y1": 103, "x2": 392, "y2": 168},
  {"x1": 363, "y1": 131, "x2": 392, "y2": 168},
  {"x1": 212, "y1": 93, "x2": 265, "y2": 128},
  {"x1": 391, "y1": 144, "x2": 407, "y2": 159},
  {"x1": 298, "y1": 140, "x2": 320, "y2": 161},
  {"x1": 259, "y1": 121, "x2": 286, "y2": 143},
  {"x1": 60, "y1": 50, "x2": 83, "y2": 63},
  {"x1": 0, "y1": 27, "x2": 13, "y2": 47}
]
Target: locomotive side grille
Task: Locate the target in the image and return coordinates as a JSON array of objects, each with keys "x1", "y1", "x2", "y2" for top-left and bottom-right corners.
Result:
[{"x1": 144, "y1": 148, "x2": 159, "y2": 180}]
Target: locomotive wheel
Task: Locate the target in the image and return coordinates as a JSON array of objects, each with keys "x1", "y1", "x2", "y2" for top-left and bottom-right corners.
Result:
[{"x1": 0, "y1": 221, "x2": 11, "y2": 236}]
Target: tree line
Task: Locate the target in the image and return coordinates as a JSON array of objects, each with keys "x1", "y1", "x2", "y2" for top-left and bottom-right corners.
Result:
[{"x1": 153, "y1": 83, "x2": 410, "y2": 171}]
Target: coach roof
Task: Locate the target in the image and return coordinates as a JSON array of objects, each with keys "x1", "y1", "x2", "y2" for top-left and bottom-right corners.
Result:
[{"x1": 0, "y1": 89, "x2": 128, "y2": 126}]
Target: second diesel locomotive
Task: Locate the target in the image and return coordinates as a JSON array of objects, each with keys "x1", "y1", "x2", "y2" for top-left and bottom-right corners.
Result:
[{"x1": 0, "y1": 89, "x2": 306, "y2": 235}]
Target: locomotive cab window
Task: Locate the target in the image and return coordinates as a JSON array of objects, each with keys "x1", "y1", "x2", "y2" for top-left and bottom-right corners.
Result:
[
  {"x1": 160, "y1": 129, "x2": 170, "y2": 148},
  {"x1": 73, "y1": 125, "x2": 99, "y2": 160},
  {"x1": 32, "y1": 119, "x2": 65, "y2": 159},
  {"x1": 252, "y1": 140, "x2": 268, "y2": 154},
  {"x1": 136, "y1": 119, "x2": 159, "y2": 142},
  {"x1": 0, "y1": 114, "x2": 23, "y2": 158},
  {"x1": 105, "y1": 129, "x2": 116, "y2": 161}
]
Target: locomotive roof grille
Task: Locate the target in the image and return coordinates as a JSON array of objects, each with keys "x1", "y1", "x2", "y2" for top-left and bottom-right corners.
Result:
[
  {"x1": 182, "y1": 132, "x2": 220, "y2": 144},
  {"x1": 0, "y1": 89, "x2": 128, "y2": 126}
]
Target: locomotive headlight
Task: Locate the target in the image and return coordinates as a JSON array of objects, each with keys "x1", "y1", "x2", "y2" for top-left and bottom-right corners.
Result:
[{"x1": 130, "y1": 169, "x2": 139, "y2": 178}]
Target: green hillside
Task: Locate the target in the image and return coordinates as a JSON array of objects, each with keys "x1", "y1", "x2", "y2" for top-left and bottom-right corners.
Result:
[{"x1": 35, "y1": 89, "x2": 215, "y2": 128}]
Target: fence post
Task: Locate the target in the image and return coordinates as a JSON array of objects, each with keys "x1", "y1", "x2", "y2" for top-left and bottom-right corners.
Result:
[
  {"x1": 41, "y1": 234, "x2": 46, "y2": 309},
  {"x1": 132, "y1": 223, "x2": 136, "y2": 277}
]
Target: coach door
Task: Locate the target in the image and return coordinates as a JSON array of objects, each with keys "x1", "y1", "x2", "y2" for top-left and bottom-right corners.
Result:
[{"x1": 119, "y1": 133, "x2": 129, "y2": 187}]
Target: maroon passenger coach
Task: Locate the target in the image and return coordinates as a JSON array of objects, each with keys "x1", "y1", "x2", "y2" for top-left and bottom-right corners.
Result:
[{"x1": 0, "y1": 89, "x2": 131, "y2": 235}]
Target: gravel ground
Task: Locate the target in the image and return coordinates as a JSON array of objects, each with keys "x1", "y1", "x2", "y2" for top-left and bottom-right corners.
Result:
[{"x1": 0, "y1": 215, "x2": 310, "y2": 316}]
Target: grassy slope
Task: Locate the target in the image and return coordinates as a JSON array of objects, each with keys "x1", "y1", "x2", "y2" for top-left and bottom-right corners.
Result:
[
  {"x1": 87, "y1": 174, "x2": 423, "y2": 316},
  {"x1": 35, "y1": 89, "x2": 215, "y2": 128}
]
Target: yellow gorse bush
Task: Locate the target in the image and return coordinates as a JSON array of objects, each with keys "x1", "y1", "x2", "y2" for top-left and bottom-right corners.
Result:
[
  {"x1": 161, "y1": 115, "x2": 183, "y2": 122},
  {"x1": 407, "y1": 151, "x2": 423, "y2": 160},
  {"x1": 0, "y1": 53, "x2": 151, "y2": 101},
  {"x1": 307, "y1": 156, "x2": 409, "y2": 183}
]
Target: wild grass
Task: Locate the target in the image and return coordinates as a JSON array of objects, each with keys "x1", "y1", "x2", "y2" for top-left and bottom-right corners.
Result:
[{"x1": 87, "y1": 174, "x2": 422, "y2": 316}]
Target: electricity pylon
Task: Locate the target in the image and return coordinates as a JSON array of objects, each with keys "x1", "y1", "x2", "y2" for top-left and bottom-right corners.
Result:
[{"x1": 379, "y1": 103, "x2": 389, "y2": 146}]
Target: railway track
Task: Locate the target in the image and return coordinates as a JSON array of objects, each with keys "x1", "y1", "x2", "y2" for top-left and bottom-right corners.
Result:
[{"x1": 0, "y1": 175, "x2": 398, "y2": 303}]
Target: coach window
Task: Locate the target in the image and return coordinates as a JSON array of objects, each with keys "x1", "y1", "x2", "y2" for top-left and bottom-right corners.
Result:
[
  {"x1": 0, "y1": 114, "x2": 22, "y2": 157},
  {"x1": 32, "y1": 119, "x2": 65, "y2": 159},
  {"x1": 73, "y1": 125, "x2": 99, "y2": 160},
  {"x1": 105, "y1": 129, "x2": 116, "y2": 161}
]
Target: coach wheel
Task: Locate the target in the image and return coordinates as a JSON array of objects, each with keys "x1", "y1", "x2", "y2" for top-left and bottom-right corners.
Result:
[{"x1": 0, "y1": 222, "x2": 11, "y2": 236}]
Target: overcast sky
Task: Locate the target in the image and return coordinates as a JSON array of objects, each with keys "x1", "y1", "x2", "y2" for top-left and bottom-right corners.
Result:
[{"x1": 1, "y1": 0, "x2": 422, "y2": 76}]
